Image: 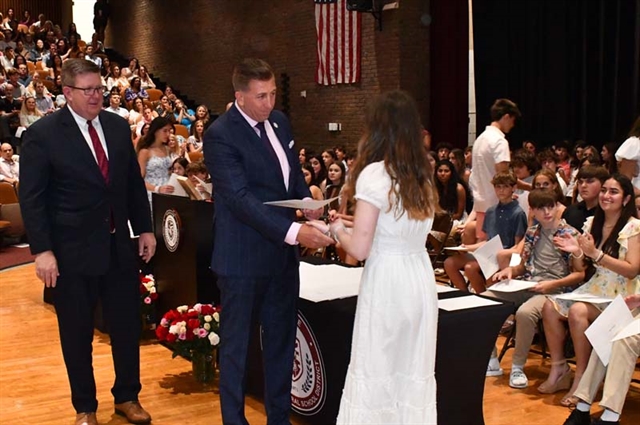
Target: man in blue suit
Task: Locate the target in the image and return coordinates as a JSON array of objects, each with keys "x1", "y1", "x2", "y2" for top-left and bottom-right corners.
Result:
[{"x1": 204, "y1": 58, "x2": 333, "y2": 425}]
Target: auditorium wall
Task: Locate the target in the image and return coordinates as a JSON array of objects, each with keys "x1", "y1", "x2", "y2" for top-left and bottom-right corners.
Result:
[{"x1": 106, "y1": 0, "x2": 430, "y2": 153}]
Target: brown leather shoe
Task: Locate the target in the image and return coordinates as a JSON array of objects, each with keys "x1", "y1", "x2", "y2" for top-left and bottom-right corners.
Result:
[
  {"x1": 75, "y1": 412, "x2": 98, "y2": 425},
  {"x1": 114, "y1": 401, "x2": 151, "y2": 424}
]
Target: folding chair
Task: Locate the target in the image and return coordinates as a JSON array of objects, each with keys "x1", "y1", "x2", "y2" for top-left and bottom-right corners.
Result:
[{"x1": 426, "y1": 212, "x2": 454, "y2": 269}]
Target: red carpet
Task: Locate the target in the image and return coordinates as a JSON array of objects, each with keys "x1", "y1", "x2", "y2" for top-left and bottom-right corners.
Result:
[{"x1": 0, "y1": 245, "x2": 35, "y2": 270}]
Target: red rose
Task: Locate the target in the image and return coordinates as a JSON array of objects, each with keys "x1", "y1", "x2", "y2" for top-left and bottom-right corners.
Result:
[
  {"x1": 185, "y1": 330, "x2": 195, "y2": 341},
  {"x1": 187, "y1": 318, "x2": 200, "y2": 330},
  {"x1": 187, "y1": 310, "x2": 199, "y2": 318},
  {"x1": 150, "y1": 293, "x2": 158, "y2": 301},
  {"x1": 139, "y1": 284, "x2": 147, "y2": 295},
  {"x1": 156, "y1": 326, "x2": 169, "y2": 340},
  {"x1": 200, "y1": 305, "x2": 214, "y2": 315},
  {"x1": 141, "y1": 276, "x2": 152, "y2": 283},
  {"x1": 166, "y1": 333, "x2": 177, "y2": 343}
]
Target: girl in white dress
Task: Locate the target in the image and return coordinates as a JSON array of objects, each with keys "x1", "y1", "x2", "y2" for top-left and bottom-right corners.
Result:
[{"x1": 327, "y1": 90, "x2": 439, "y2": 424}]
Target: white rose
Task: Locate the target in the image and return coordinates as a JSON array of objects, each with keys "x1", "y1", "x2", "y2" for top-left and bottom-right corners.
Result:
[
  {"x1": 177, "y1": 305, "x2": 188, "y2": 314},
  {"x1": 204, "y1": 315, "x2": 212, "y2": 323},
  {"x1": 213, "y1": 312, "x2": 220, "y2": 322},
  {"x1": 169, "y1": 324, "x2": 179, "y2": 335},
  {"x1": 204, "y1": 323, "x2": 211, "y2": 331},
  {"x1": 193, "y1": 303, "x2": 202, "y2": 312},
  {"x1": 149, "y1": 287, "x2": 156, "y2": 294},
  {"x1": 208, "y1": 332, "x2": 220, "y2": 346}
]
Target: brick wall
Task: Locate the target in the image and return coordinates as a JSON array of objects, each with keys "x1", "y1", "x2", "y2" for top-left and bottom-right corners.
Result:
[{"x1": 106, "y1": 0, "x2": 430, "y2": 154}]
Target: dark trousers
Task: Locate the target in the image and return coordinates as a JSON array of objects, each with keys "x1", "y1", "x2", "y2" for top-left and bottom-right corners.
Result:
[
  {"x1": 53, "y1": 237, "x2": 141, "y2": 413},
  {"x1": 217, "y1": 270, "x2": 299, "y2": 425}
]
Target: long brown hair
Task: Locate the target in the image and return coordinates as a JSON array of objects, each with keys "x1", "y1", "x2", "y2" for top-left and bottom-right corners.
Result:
[
  {"x1": 342, "y1": 90, "x2": 437, "y2": 220},
  {"x1": 591, "y1": 174, "x2": 638, "y2": 259}
]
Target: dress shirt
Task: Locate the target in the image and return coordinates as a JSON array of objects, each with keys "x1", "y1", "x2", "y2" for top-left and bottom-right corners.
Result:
[
  {"x1": 236, "y1": 101, "x2": 302, "y2": 245},
  {"x1": 67, "y1": 106, "x2": 109, "y2": 161},
  {"x1": 0, "y1": 156, "x2": 19, "y2": 180}
]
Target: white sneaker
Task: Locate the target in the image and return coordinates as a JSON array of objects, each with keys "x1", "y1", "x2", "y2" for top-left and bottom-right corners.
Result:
[
  {"x1": 509, "y1": 368, "x2": 528, "y2": 388},
  {"x1": 486, "y1": 358, "x2": 503, "y2": 377}
]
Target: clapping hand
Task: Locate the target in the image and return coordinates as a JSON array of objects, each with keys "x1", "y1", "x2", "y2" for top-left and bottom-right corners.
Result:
[
  {"x1": 553, "y1": 232, "x2": 580, "y2": 254},
  {"x1": 577, "y1": 233, "x2": 598, "y2": 258}
]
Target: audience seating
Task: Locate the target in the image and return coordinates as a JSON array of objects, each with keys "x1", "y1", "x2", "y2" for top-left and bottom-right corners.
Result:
[
  {"x1": 36, "y1": 70, "x2": 49, "y2": 80},
  {"x1": 35, "y1": 61, "x2": 46, "y2": 70},
  {"x1": 0, "y1": 182, "x2": 18, "y2": 204},
  {"x1": 147, "y1": 89, "x2": 163, "y2": 102},
  {"x1": 187, "y1": 151, "x2": 204, "y2": 163},
  {"x1": 174, "y1": 124, "x2": 189, "y2": 139},
  {"x1": 41, "y1": 80, "x2": 55, "y2": 92},
  {"x1": 27, "y1": 62, "x2": 35, "y2": 75}
]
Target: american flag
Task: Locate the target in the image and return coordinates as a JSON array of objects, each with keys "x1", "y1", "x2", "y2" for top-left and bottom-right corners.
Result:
[{"x1": 314, "y1": 0, "x2": 362, "y2": 85}]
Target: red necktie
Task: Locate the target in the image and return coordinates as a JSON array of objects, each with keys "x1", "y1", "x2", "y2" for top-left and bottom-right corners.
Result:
[
  {"x1": 87, "y1": 119, "x2": 114, "y2": 232},
  {"x1": 87, "y1": 120, "x2": 109, "y2": 184}
]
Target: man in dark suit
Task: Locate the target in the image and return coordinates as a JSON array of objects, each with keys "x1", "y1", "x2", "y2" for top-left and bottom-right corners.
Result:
[
  {"x1": 204, "y1": 58, "x2": 333, "y2": 425},
  {"x1": 19, "y1": 59, "x2": 154, "y2": 425}
]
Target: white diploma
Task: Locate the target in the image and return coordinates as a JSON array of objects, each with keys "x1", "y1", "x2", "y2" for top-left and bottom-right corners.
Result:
[
  {"x1": 611, "y1": 318, "x2": 640, "y2": 342},
  {"x1": 489, "y1": 279, "x2": 538, "y2": 293},
  {"x1": 470, "y1": 235, "x2": 503, "y2": 280},
  {"x1": 584, "y1": 295, "x2": 634, "y2": 366},
  {"x1": 167, "y1": 173, "x2": 189, "y2": 197},
  {"x1": 554, "y1": 292, "x2": 614, "y2": 304},
  {"x1": 438, "y1": 295, "x2": 502, "y2": 311},
  {"x1": 436, "y1": 284, "x2": 459, "y2": 293},
  {"x1": 509, "y1": 253, "x2": 522, "y2": 267},
  {"x1": 298, "y1": 262, "x2": 363, "y2": 302},
  {"x1": 444, "y1": 246, "x2": 470, "y2": 252},
  {"x1": 264, "y1": 197, "x2": 339, "y2": 210},
  {"x1": 195, "y1": 176, "x2": 213, "y2": 195}
]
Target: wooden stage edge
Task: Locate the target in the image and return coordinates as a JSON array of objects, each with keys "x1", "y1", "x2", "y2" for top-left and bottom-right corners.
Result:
[{"x1": 1, "y1": 263, "x2": 639, "y2": 424}]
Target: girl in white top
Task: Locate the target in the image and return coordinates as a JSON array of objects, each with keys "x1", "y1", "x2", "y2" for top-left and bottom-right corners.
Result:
[{"x1": 186, "y1": 120, "x2": 205, "y2": 154}]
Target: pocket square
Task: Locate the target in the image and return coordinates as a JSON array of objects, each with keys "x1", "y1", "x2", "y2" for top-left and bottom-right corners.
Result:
[
  {"x1": 273, "y1": 122, "x2": 279, "y2": 129},
  {"x1": 289, "y1": 140, "x2": 295, "y2": 148}
]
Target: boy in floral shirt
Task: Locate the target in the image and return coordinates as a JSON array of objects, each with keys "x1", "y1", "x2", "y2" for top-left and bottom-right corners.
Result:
[{"x1": 482, "y1": 190, "x2": 584, "y2": 388}]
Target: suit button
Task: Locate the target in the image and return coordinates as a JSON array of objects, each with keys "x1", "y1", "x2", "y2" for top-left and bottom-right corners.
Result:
[{"x1": 105, "y1": 218, "x2": 109, "y2": 222}]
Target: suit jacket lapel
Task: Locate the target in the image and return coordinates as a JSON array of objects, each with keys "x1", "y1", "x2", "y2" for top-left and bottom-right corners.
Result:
[
  {"x1": 60, "y1": 107, "x2": 106, "y2": 186},
  {"x1": 268, "y1": 116, "x2": 296, "y2": 194}
]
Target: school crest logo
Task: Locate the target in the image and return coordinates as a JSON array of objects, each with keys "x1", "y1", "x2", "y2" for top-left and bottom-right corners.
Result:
[
  {"x1": 162, "y1": 209, "x2": 181, "y2": 253},
  {"x1": 290, "y1": 312, "x2": 326, "y2": 415}
]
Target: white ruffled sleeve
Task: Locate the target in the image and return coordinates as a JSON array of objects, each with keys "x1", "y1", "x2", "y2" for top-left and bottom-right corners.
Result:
[{"x1": 354, "y1": 161, "x2": 391, "y2": 210}]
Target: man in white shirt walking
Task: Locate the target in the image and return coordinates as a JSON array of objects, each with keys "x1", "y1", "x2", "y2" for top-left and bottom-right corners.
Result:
[{"x1": 469, "y1": 98, "x2": 521, "y2": 239}]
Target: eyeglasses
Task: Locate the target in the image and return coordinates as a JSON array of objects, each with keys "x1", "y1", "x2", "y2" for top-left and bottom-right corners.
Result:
[{"x1": 66, "y1": 85, "x2": 105, "y2": 96}]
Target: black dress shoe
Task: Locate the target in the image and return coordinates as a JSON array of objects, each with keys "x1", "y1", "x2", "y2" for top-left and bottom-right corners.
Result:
[
  {"x1": 591, "y1": 418, "x2": 619, "y2": 425},
  {"x1": 563, "y1": 409, "x2": 591, "y2": 425}
]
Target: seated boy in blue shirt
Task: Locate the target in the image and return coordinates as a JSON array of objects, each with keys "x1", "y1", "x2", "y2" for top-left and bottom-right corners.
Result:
[{"x1": 444, "y1": 172, "x2": 528, "y2": 292}]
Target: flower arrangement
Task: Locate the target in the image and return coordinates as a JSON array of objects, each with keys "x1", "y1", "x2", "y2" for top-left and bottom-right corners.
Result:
[
  {"x1": 139, "y1": 274, "x2": 158, "y2": 321},
  {"x1": 155, "y1": 303, "x2": 221, "y2": 359}
]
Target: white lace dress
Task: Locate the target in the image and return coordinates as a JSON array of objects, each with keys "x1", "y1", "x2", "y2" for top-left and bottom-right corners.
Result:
[
  {"x1": 336, "y1": 161, "x2": 438, "y2": 424},
  {"x1": 144, "y1": 155, "x2": 172, "y2": 208}
]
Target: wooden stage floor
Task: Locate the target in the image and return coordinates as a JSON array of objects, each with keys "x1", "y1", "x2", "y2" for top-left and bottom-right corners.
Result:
[{"x1": 1, "y1": 263, "x2": 639, "y2": 424}]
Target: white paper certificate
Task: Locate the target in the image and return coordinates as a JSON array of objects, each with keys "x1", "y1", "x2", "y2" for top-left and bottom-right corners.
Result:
[
  {"x1": 554, "y1": 293, "x2": 614, "y2": 305},
  {"x1": 489, "y1": 279, "x2": 538, "y2": 293},
  {"x1": 438, "y1": 295, "x2": 502, "y2": 311},
  {"x1": 264, "y1": 196, "x2": 339, "y2": 210},
  {"x1": 298, "y1": 262, "x2": 363, "y2": 302},
  {"x1": 471, "y1": 235, "x2": 503, "y2": 280},
  {"x1": 584, "y1": 295, "x2": 634, "y2": 366}
]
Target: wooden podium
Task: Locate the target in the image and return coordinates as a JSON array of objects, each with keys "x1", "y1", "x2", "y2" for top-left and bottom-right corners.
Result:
[{"x1": 152, "y1": 194, "x2": 219, "y2": 321}]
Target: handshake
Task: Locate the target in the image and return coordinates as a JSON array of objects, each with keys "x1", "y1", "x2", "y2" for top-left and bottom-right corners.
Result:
[{"x1": 298, "y1": 209, "x2": 353, "y2": 248}]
